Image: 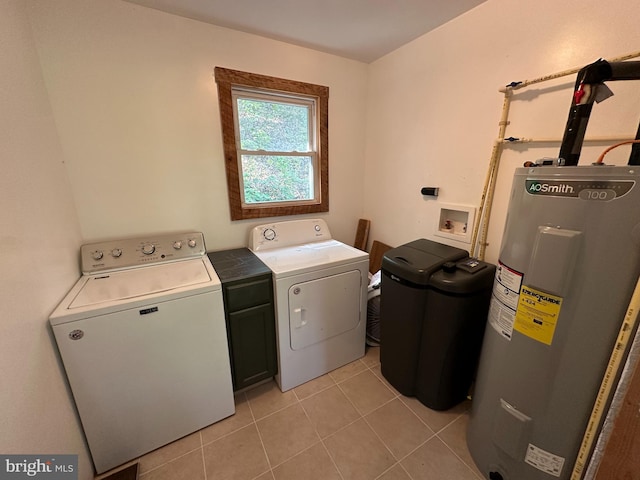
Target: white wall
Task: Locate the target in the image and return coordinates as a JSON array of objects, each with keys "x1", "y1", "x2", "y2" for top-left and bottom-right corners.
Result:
[
  {"x1": 0, "y1": 0, "x2": 90, "y2": 477},
  {"x1": 7, "y1": 0, "x2": 640, "y2": 477},
  {"x1": 365, "y1": 0, "x2": 640, "y2": 262},
  {"x1": 27, "y1": 0, "x2": 369, "y2": 249}
]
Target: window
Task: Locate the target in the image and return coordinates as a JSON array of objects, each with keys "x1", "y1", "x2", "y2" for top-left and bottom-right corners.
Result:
[{"x1": 214, "y1": 67, "x2": 329, "y2": 220}]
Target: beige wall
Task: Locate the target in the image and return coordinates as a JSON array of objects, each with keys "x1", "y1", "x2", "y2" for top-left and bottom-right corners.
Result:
[
  {"x1": 5, "y1": 2, "x2": 366, "y2": 477},
  {"x1": 0, "y1": 0, "x2": 90, "y2": 477},
  {"x1": 28, "y1": 0, "x2": 369, "y2": 249},
  {"x1": 364, "y1": 0, "x2": 640, "y2": 262},
  {"x1": 5, "y1": 0, "x2": 640, "y2": 477}
]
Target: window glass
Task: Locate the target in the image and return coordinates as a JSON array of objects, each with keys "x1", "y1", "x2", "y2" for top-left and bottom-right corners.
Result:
[
  {"x1": 236, "y1": 97, "x2": 311, "y2": 152},
  {"x1": 241, "y1": 155, "x2": 313, "y2": 204}
]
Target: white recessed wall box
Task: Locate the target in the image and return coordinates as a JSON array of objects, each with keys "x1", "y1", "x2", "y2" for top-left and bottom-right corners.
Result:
[{"x1": 434, "y1": 203, "x2": 475, "y2": 244}]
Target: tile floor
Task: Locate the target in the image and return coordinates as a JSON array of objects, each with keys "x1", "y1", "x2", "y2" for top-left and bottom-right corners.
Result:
[{"x1": 96, "y1": 347, "x2": 483, "y2": 480}]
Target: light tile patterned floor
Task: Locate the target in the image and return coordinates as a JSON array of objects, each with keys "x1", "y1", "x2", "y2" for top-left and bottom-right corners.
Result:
[{"x1": 96, "y1": 347, "x2": 483, "y2": 480}]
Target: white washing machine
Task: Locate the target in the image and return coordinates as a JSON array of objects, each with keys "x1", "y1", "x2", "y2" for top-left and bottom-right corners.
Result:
[
  {"x1": 49, "y1": 232, "x2": 234, "y2": 474},
  {"x1": 249, "y1": 219, "x2": 368, "y2": 391}
]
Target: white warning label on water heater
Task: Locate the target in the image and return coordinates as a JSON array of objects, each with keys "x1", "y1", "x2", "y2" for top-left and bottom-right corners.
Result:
[
  {"x1": 524, "y1": 443, "x2": 565, "y2": 477},
  {"x1": 488, "y1": 261, "x2": 523, "y2": 341}
]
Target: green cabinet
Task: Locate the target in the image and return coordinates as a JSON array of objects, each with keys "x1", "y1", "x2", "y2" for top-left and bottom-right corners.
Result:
[{"x1": 208, "y1": 249, "x2": 277, "y2": 391}]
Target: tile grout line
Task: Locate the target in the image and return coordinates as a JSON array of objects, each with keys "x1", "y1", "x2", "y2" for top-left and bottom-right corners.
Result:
[
  {"x1": 137, "y1": 394, "x2": 259, "y2": 478},
  {"x1": 293, "y1": 377, "x2": 337, "y2": 402},
  {"x1": 200, "y1": 392, "x2": 265, "y2": 449},
  {"x1": 360, "y1": 353, "x2": 428, "y2": 480},
  {"x1": 136, "y1": 445, "x2": 203, "y2": 477},
  {"x1": 319, "y1": 439, "x2": 346, "y2": 480},
  {"x1": 138, "y1": 349, "x2": 478, "y2": 480},
  {"x1": 365, "y1": 355, "x2": 470, "y2": 480},
  {"x1": 262, "y1": 397, "x2": 324, "y2": 472},
  {"x1": 297, "y1": 389, "x2": 346, "y2": 480},
  {"x1": 374, "y1": 461, "x2": 414, "y2": 480},
  {"x1": 249, "y1": 360, "x2": 371, "y2": 425},
  {"x1": 294, "y1": 360, "x2": 480, "y2": 480},
  {"x1": 436, "y1": 433, "x2": 484, "y2": 480},
  {"x1": 434, "y1": 414, "x2": 484, "y2": 480},
  {"x1": 246, "y1": 386, "x2": 299, "y2": 423},
  {"x1": 432, "y1": 408, "x2": 469, "y2": 435},
  {"x1": 267, "y1": 358, "x2": 380, "y2": 478},
  {"x1": 396, "y1": 398, "x2": 481, "y2": 480},
  {"x1": 246, "y1": 381, "x2": 318, "y2": 477},
  {"x1": 244, "y1": 390, "x2": 275, "y2": 478},
  {"x1": 327, "y1": 360, "x2": 368, "y2": 384},
  {"x1": 360, "y1": 406, "x2": 409, "y2": 480},
  {"x1": 199, "y1": 430, "x2": 207, "y2": 480},
  {"x1": 333, "y1": 364, "x2": 401, "y2": 478}
]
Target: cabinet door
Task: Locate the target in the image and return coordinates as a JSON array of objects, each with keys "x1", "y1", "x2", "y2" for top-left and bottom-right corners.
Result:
[{"x1": 229, "y1": 304, "x2": 277, "y2": 390}]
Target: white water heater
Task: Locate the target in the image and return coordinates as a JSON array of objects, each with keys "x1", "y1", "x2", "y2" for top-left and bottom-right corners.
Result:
[{"x1": 467, "y1": 164, "x2": 640, "y2": 479}]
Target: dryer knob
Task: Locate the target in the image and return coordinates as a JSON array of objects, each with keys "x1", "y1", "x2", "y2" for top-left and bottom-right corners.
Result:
[
  {"x1": 188, "y1": 239, "x2": 197, "y2": 248},
  {"x1": 263, "y1": 228, "x2": 276, "y2": 241},
  {"x1": 173, "y1": 241, "x2": 183, "y2": 250},
  {"x1": 141, "y1": 243, "x2": 155, "y2": 255},
  {"x1": 92, "y1": 250, "x2": 104, "y2": 261},
  {"x1": 111, "y1": 248, "x2": 123, "y2": 258}
]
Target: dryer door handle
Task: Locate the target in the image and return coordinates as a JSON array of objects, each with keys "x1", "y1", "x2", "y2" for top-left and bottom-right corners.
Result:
[{"x1": 293, "y1": 307, "x2": 307, "y2": 328}]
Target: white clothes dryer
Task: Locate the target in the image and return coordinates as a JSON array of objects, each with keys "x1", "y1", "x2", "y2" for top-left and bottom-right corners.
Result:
[
  {"x1": 249, "y1": 219, "x2": 368, "y2": 391},
  {"x1": 49, "y1": 232, "x2": 234, "y2": 474}
]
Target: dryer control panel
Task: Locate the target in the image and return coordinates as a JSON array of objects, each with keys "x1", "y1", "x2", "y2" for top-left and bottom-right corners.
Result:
[
  {"x1": 80, "y1": 232, "x2": 207, "y2": 274},
  {"x1": 249, "y1": 219, "x2": 332, "y2": 251}
]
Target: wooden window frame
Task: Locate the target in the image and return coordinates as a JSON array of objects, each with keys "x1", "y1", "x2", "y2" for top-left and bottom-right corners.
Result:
[{"x1": 215, "y1": 67, "x2": 329, "y2": 221}]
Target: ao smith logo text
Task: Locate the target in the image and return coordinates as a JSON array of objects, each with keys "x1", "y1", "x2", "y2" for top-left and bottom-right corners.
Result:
[
  {"x1": 525, "y1": 179, "x2": 634, "y2": 200},
  {"x1": 528, "y1": 181, "x2": 574, "y2": 194}
]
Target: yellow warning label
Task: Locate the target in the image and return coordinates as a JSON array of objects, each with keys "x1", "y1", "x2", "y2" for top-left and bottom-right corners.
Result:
[{"x1": 514, "y1": 285, "x2": 562, "y2": 345}]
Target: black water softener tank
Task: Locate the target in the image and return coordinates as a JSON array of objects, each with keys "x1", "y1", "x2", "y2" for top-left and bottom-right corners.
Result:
[
  {"x1": 380, "y1": 239, "x2": 495, "y2": 410},
  {"x1": 416, "y1": 258, "x2": 495, "y2": 410}
]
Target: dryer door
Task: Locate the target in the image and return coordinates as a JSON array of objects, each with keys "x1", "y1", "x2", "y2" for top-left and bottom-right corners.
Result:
[{"x1": 288, "y1": 269, "x2": 362, "y2": 350}]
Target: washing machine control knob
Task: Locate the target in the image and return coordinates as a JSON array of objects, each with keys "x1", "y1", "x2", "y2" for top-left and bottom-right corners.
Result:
[
  {"x1": 92, "y1": 250, "x2": 104, "y2": 261},
  {"x1": 263, "y1": 228, "x2": 276, "y2": 241},
  {"x1": 173, "y1": 241, "x2": 183, "y2": 250},
  {"x1": 141, "y1": 243, "x2": 155, "y2": 255},
  {"x1": 314, "y1": 224, "x2": 321, "y2": 232},
  {"x1": 188, "y1": 239, "x2": 197, "y2": 248},
  {"x1": 111, "y1": 248, "x2": 123, "y2": 258}
]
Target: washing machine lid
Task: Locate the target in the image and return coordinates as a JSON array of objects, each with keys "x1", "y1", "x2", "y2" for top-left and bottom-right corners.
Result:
[
  {"x1": 69, "y1": 258, "x2": 213, "y2": 309},
  {"x1": 252, "y1": 239, "x2": 368, "y2": 277}
]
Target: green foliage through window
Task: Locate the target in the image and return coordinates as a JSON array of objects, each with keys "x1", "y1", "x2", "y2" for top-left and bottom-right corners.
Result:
[
  {"x1": 241, "y1": 155, "x2": 313, "y2": 204},
  {"x1": 234, "y1": 91, "x2": 316, "y2": 205},
  {"x1": 237, "y1": 99, "x2": 310, "y2": 152}
]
